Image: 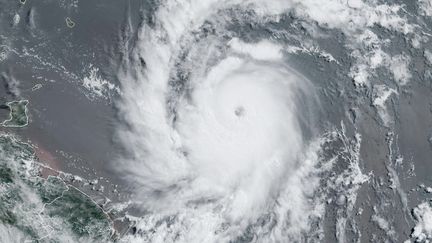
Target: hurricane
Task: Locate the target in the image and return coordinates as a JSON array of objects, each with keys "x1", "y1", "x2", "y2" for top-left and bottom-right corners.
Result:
[
  {"x1": 113, "y1": 0, "x2": 327, "y2": 242},
  {"x1": 2, "y1": 0, "x2": 431, "y2": 242}
]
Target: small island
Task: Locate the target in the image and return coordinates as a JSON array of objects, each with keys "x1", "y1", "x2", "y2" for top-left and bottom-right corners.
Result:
[{"x1": 2, "y1": 100, "x2": 29, "y2": 127}]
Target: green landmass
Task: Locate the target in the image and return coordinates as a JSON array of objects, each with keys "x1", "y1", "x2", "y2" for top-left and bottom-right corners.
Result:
[
  {"x1": 2, "y1": 100, "x2": 29, "y2": 127},
  {"x1": 0, "y1": 134, "x2": 115, "y2": 242}
]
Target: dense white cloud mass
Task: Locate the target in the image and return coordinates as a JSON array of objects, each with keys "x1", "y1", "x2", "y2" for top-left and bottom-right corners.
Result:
[
  {"x1": 114, "y1": 0, "x2": 414, "y2": 242},
  {"x1": 116, "y1": 1, "x2": 319, "y2": 241},
  {"x1": 117, "y1": 19, "x2": 317, "y2": 242},
  {"x1": 412, "y1": 202, "x2": 432, "y2": 242}
]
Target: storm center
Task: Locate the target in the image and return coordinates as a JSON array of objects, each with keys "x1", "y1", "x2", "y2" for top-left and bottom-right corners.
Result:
[{"x1": 234, "y1": 106, "x2": 245, "y2": 117}]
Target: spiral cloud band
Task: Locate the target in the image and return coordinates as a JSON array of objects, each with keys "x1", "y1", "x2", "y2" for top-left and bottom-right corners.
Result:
[
  {"x1": 176, "y1": 54, "x2": 306, "y2": 218},
  {"x1": 117, "y1": 0, "x2": 321, "y2": 241}
]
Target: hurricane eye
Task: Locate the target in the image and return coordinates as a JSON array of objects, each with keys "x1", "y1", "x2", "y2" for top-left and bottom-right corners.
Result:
[{"x1": 234, "y1": 106, "x2": 245, "y2": 117}]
